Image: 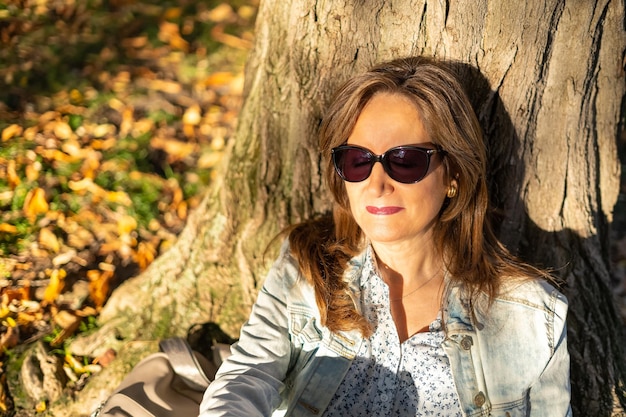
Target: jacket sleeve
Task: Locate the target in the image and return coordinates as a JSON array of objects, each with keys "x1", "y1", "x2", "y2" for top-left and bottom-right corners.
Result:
[
  {"x1": 198, "y1": 241, "x2": 297, "y2": 417},
  {"x1": 529, "y1": 288, "x2": 572, "y2": 417}
]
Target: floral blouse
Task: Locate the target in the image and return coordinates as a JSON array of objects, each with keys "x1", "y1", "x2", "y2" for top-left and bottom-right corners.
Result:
[{"x1": 323, "y1": 249, "x2": 463, "y2": 417}]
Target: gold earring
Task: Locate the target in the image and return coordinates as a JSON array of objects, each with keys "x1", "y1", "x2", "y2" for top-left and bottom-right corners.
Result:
[{"x1": 447, "y1": 185, "x2": 457, "y2": 198}]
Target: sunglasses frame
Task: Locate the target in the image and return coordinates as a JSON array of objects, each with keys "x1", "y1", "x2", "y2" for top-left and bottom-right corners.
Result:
[{"x1": 331, "y1": 144, "x2": 445, "y2": 184}]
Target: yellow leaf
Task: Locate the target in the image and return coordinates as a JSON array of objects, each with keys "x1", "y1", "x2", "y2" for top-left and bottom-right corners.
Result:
[
  {"x1": 134, "y1": 241, "x2": 157, "y2": 270},
  {"x1": 7, "y1": 160, "x2": 20, "y2": 189},
  {"x1": 39, "y1": 228, "x2": 60, "y2": 253},
  {"x1": 69, "y1": 89, "x2": 83, "y2": 104},
  {"x1": 169, "y1": 34, "x2": 189, "y2": 52},
  {"x1": 117, "y1": 215, "x2": 137, "y2": 236},
  {"x1": 25, "y1": 161, "x2": 41, "y2": 182},
  {"x1": 53, "y1": 121, "x2": 73, "y2": 140},
  {"x1": 182, "y1": 105, "x2": 202, "y2": 125},
  {"x1": 1, "y1": 124, "x2": 22, "y2": 142},
  {"x1": 0, "y1": 305, "x2": 10, "y2": 320},
  {"x1": 35, "y1": 400, "x2": 46, "y2": 413},
  {"x1": 88, "y1": 270, "x2": 113, "y2": 309},
  {"x1": 105, "y1": 191, "x2": 132, "y2": 206},
  {"x1": 42, "y1": 269, "x2": 66, "y2": 304},
  {"x1": 0, "y1": 224, "x2": 17, "y2": 234},
  {"x1": 163, "y1": 7, "x2": 182, "y2": 20},
  {"x1": 150, "y1": 136, "x2": 196, "y2": 162},
  {"x1": 203, "y1": 71, "x2": 235, "y2": 87},
  {"x1": 205, "y1": 3, "x2": 235, "y2": 23},
  {"x1": 23, "y1": 188, "x2": 49, "y2": 220}
]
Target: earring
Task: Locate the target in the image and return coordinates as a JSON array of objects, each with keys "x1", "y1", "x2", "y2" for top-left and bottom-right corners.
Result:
[{"x1": 447, "y1": 184, "x2": 457, "y2": 198}]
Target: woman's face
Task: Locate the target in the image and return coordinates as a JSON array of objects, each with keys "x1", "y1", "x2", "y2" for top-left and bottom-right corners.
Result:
[{"x1": 344, "y1": 92, "x2": 450, "y2": 250}]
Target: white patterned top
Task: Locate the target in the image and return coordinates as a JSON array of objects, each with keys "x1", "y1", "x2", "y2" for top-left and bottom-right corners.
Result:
[{"x1": 323, "y1": 248, "x2": 463, "y2": 417}]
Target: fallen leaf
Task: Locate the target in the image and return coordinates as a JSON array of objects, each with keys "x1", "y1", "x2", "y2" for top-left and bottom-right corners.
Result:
[
  {"x1": 7, "y1": 160, "x2": 21, "y2": 189},
  {"x1": 53, "y1": 121, "x2": 73, "y2": 140},
  {"x1": 52, "y1": 249, "x2": 77, "y2": 267},
  {"x1": 117, "y1": 214, "x2": 137, "y2": 236},
  {"x1": 0, "y1": 224, "x2": 18, "y2": 234},
  {"x1": 50, "y1": 310, "x2": 82, "y2": 346},
  {"x1": 25, "y1": 161, "x2": 41, "y2": 182},
  {"x1": 151, "y1": 136, "x2": 196, "y2": 162},
  {"x1": 1, "y1": 124, "x2": 23, "y2": 142},
  {"x1": 183, "y1": 104, "x2": 202, "y2": 125},
  {"x1": 42, "y1": 269, "x2": 67, "y2": 304},
  {"x1": 93, "y1": 348, "x2": 116, "y2": 367},
  {"x1": 0, "y1": 374, "x2": 7, "y2": 412},
  {"x1": 39, "y1": 228, "x2": 60, "y2": 253},
  {"x1": 105, "y1": 190, "x2": 132, "y2": 206},
  {"x1": 87, "y1": 269, "x2": 114, "y2": 309},
  {"x1": 0, "y1": 320, "x2": 19, "y2": 351},
  {"x1": 203, "y1": 71, "x2": 235, "y2": 87},
  {"x1": 205, "y1": 3, "x2": 235, "y2": 23},
  {"x1": 23, "y1": 187, "x2": 49, "y2": 221},
  {"x1": 134, "y1": 241, "x2": 157, "y2": 270}
]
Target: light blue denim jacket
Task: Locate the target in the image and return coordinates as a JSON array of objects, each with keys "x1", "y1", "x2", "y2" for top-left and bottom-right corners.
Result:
[{"x1": 199, "y1": 241, "x2": 571, "y2": 417}]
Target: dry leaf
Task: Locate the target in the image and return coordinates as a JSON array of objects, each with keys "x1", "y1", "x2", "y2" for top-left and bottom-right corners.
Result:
[
  {"x1": 0, "y1": 320, "x2": 19, "y2": 351},
  {"x1": 42, "y1": 269, "x2": 66, "y2": 304},
  {"x1": 119, "y1": 106, "x2": 134, "y2": 137},
  {"x1": 183, "y1": 104, "x2": 202, "y2": 125},
  {"x1": 7, "y1": 160, "x2": 21, "y2": 189},
  {"x1": 205, "y1": 3, "x2": 235, "y2": 23},
  {"x1": 39, "y1": 228, "x2": 60, "y2": 253},
  {"x1": 0, "y1": 224, "x2": 18, "y2": 234},
  {"x1": 53, "y1": 121, "x2": 73, "y2": 140},
  {"x1": 210, "y1": 24, "x2": 253, "y2": 50},
  {"x1": 25, "y1": 161, "x2": 41, "y2": 182},
  {"x1": 117, "y1": 214, "x2": 137, "y2": 236},
  {"x1": 93, "y1": 348, "x2": 116, "y2": 367},
  {"x1": 1, "y1": 124, "x2": 23, "y2": 142},
  {"x1": 203, "y1": 71, "x2": 235, "y2": 87},
  {"x1": 50, "y1": 310, "x2": 82, "y2": 346},
  {"x1": 88, "y1": 269, "x2": 113, "y2": 309},
  {"x1": 23, "y1": 187, "x2": 49, "y2": 220},
  {"x1": 134, "y1": 241, "x2": 157, "y2": 270},
  {"x1": 151, "y1": 136, "x2": 196, "y2": 162},
  {"x1": 52, "y1": 249, "x2": 77, "y2": 267},
  {"x1": 105, "y1": 190, "x2": 132, "y2": 206},
  {"x1": 163, "y1": 7, "x2": 182, "y2": 20},
  {"x1": 0, "y1": 374, "x2": 8, "y2": 412}
]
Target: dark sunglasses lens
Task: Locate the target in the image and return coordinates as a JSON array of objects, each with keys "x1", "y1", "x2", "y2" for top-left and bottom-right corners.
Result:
[
  {"x1": 385, "y1": 148, "x2": 430, "y2": 183},
  {"x1": 333, "y1": 148, "x2": 373, "y2": 182}
]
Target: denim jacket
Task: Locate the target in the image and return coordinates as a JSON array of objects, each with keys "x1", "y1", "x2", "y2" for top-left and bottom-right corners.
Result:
[{"x1": 199, "y1": 241, "x2": 571, "y2": 417}]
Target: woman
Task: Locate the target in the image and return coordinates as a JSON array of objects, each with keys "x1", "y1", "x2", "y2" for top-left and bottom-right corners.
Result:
[{"x1": 199, "y1": 56, "x2": 571, "y2": 416}]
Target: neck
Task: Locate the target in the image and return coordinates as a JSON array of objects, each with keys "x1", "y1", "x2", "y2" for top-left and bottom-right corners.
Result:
[{"x1": 371, "y1": 239, "x2": 443, "y2": 287}]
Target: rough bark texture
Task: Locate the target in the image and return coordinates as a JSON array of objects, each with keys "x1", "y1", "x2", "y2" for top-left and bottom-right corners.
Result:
[{"x1": 65, "y1": 1, "x2": 626, "y2": 416}]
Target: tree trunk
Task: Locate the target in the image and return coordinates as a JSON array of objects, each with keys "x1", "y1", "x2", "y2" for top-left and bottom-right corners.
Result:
[{"x1": 69, "y1": 0, "x2": 626, "y2": 416}]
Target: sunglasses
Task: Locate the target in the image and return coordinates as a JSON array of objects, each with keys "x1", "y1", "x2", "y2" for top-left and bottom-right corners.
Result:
[{"x1": 331, "y1": 144, "x2": 445, "y2": 184}]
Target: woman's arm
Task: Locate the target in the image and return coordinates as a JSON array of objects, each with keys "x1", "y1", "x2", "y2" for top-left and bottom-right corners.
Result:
[
  {"x1": 199, "y1": 242, "x2": 297, "y2": 417},
  {"x1": 530, "y1": 289, "x2": 572, "y2": 417}
]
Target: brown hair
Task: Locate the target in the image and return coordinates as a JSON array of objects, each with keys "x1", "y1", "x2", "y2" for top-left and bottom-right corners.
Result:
[{"x1": 288, "y1": 56, "x2": 544, "y2": 336}]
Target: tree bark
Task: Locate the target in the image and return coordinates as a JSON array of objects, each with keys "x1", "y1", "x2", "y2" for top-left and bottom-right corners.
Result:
[{"x1": 70, "y1": 0, "x2": 626, "y2": 416}]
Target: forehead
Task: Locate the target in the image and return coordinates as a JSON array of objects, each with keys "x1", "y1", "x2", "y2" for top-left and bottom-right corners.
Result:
[{"x1": 347, "y1": 92, "x2": 431, "y2": 151}]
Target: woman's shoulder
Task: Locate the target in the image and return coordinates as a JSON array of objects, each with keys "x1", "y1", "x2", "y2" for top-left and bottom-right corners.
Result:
[{"x1": 492, "y1": 275, "x2": 568, "y2": 317}]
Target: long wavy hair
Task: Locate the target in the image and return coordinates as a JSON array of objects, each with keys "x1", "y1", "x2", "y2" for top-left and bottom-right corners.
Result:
[{"x1": 288, "y1": 56, "x2": 544, "y2": 337}]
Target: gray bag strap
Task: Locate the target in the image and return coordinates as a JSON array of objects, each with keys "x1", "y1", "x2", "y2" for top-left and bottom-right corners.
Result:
[{"x1": 159, "y1": 338, "x2": 212, "y2": 392}]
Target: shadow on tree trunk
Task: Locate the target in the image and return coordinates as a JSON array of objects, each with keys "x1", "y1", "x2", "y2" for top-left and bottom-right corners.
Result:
[{"x1": 453, "y1": 61, "x2": 626, "y2": 416}]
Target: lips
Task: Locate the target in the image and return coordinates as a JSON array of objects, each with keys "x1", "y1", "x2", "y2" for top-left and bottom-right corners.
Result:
[{"x1": 366, "y1": 206, "x2": 403, "y2": 215}]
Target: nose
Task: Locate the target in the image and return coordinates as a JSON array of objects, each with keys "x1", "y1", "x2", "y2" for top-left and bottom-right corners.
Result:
[{"x1": 366, "y1": 161, "x2": 394, "y2": 195}]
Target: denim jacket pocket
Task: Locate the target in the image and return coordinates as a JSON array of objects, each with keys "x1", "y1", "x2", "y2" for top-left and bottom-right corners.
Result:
[
  {"x1": 288, "y1": 307, "x2": 323, "y2": 345},
  {"x1": 489, "y1": 397, "x2": 528, "y2": 416}
]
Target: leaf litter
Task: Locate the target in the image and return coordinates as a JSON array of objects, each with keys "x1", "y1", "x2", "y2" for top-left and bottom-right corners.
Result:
[{"x1": 0, "y1": 0, "x2": 257, "y2": 412}]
